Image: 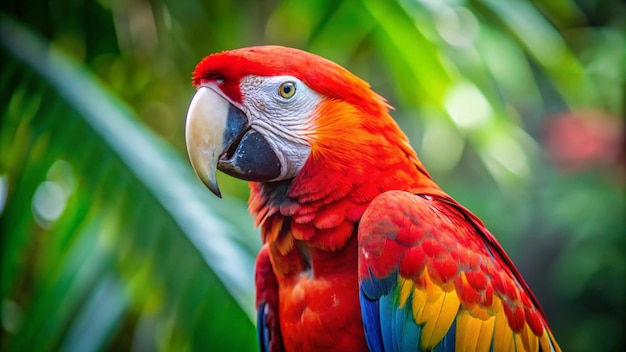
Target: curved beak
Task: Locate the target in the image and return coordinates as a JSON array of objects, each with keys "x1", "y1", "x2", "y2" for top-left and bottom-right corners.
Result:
[
  {"x1": 185, "y1": 87, "x2": 281, "y2": 198},
  {"x1": 186, "y1": 87, "x2": 234, "y2": 197}
]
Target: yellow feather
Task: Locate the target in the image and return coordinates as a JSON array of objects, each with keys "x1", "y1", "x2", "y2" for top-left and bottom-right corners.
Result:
[
  {"x1": 522, "y1": 322, "x2": 539, "y2": 352},
  {"x1": 490, "y1": 294, "x2": 502, "y2": 314},
  {"x1": 539, "y1": 332, "x2": 551, "y2": 352},
  {"x1": 539, "y1": 324, "x2": 561, "y2": 352},
  {"x1": 420, "y1": 290, "x2": 460, "y2": 349},
  {"x1": 413, "y1": 272, "x2": 434, "y2": 324},
  {"x1": 455, "y1": 309, "x2": 495, "y2": 352},
  {"x1": 398, "y1": 277, "x2": 413, "y2": 309},
  {"x1": 409, "y1": 271, "x2": 461, "y2": 349},
  {"x1": 424, "y1": 272, "x2": 442, "y2": 304},
  {"x1": 510, "y1": 340, "x2": 517, "y2": 352},
  {"x1": 415, "y1": 275, "x2": 441, "y2": 324},
  {"x1": 476, "y1": 314, "x2": 496, "y2": 352},
  {"x1": 493, "y1": 302, "x2": 514, "y2": 352},
  {"x1": 455, "y1": 311, "x2": 477, "y2": 351},
  {"x1": 514, "y1": 331, "x2": 527, "y2": 352},
  {"x1": 468, "y1": 301, "x2": 492, "y2": 320},
  {"x1": 412, "y1": 287, "x2": 427, "y2": 324}
]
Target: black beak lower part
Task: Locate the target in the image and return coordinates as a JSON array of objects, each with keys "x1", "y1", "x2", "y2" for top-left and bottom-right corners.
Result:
[
  {"x1": 222, "y1": 104, "x2": 249, "y2": 154},
  {"x1": 219, "y1": 129, "x2": 281, "y2": 182}
]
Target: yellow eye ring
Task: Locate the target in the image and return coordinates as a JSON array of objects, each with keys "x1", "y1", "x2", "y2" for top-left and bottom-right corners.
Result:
[{"x1": 279, "y1": 82, "x2": 296, "y2": 99}]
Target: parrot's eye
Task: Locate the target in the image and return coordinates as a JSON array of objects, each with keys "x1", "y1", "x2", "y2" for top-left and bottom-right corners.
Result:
[{"x1": 278, "y1": 82, "x2": 296, "y2": 99}]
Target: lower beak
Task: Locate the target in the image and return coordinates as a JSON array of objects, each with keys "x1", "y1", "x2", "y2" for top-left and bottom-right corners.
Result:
[{"x1": 185, "y1": 87, "x2": 281, "y2": 197}]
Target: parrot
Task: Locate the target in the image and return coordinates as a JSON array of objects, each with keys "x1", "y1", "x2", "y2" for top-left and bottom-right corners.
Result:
[{"x1": 184, "y1": 46, "x2": 561, "y2": 352}]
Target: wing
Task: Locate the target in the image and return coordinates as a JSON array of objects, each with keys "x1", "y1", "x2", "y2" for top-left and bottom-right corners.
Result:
[
  {"x1": 358, "y1": 190, "x2": 560, "y2": 352},
  {"x1": 255, "y1": 244, "x2": 284, "y2": 352}
]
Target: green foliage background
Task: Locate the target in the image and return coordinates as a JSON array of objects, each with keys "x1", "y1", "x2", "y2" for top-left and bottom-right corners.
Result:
[{"x1": 1, "y1": 0, "x2": 624, "y2": 351}]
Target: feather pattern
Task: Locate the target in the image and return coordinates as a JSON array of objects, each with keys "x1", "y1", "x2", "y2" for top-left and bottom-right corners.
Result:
[{"x1": 358, "y1": 190, "x2": 561, "y2": 351}]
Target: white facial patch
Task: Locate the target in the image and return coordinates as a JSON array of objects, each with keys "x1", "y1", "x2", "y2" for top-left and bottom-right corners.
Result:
[{"x1": 238, "y1": 75, "x2": 322, "y2": 181}]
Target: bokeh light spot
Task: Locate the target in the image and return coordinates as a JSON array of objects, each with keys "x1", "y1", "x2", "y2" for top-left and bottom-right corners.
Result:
[
  {"x1": 445, "y1": 82, "x2": 493, "y2": 131},
  {"x1": 31, "y1": 160, "x2": 75, "y2": 228}
]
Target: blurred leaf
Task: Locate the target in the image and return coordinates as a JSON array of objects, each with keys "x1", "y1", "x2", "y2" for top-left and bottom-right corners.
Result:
[
  {"x1": 364, "y1": 0, "x2": 453, "y2": 106},
  {"x1": 1, "y1": 16, "x2": 258, "y2": 351}
]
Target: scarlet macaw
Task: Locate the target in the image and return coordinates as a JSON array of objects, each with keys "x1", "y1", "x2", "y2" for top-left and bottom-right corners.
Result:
[{"x1": 185, "y1": 46, "x2": 560, "y2": 352}]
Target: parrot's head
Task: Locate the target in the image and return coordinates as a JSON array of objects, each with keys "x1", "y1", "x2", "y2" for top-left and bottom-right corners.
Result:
[{"x1": 186, "y1": 46, "x2": 419, "y2": 198}]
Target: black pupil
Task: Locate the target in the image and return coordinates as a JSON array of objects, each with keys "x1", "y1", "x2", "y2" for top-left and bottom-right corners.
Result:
[{"x1": 283, "y1": 84, "x2": 292, "y2": 95}]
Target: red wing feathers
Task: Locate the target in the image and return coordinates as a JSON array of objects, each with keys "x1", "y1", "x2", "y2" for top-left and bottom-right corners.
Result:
[{"x1": 358, "y1": 190, "x2": 560, "y2": 352}]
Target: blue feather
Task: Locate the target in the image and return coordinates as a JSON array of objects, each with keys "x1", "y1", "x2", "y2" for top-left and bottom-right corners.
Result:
[
  {"x1": 360, "y1": 290, "x2": 384, "y2": 352},
  {"x1": 361, "y1": 269, "x2": 463, "y2": 351},
  {"x1": 361, "y1": 268, "x2": 398, "y2": 299},
  {"x1": 363, "y1": 287, "x2": 427, "y2": 352},
  {"x1": 378, "y1": 292, "x2": 396, "y2": 351},
  {"x1": 399, "y1": 299, "x2": 421, "y2": 352},
  {"x1": 257, "y1": 303, "x2": 269, "y2": 352}
]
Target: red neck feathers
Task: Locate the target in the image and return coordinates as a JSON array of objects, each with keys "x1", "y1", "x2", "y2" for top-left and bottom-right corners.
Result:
[{"x1": 249, "y1": 94, "x2": 437, "y2": 276}]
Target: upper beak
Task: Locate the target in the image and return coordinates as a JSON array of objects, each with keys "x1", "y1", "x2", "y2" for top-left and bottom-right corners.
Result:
[
  {"x1": 185, "y1": 87, "x2": 281, "y2": 197},
  {"x1": 185, "y1": 87, "x2": 234, "y2": 197}
]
